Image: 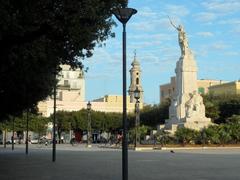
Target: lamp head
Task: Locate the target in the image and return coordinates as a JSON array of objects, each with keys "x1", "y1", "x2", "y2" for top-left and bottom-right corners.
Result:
[
  {"x1": 113, "y1": 7, "x2": 137, "y2": 24},
  {"x1": 87, "y1": 101, "x2": 92, "y2": 111},
  {"x1": 134, "y1": 87, "x2": 140, "y2": 100}
]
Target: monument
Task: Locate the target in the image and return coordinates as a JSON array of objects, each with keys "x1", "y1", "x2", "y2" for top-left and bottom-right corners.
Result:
[{"x1": 162, "y1": 20, "x2": 212, "y2": 133}]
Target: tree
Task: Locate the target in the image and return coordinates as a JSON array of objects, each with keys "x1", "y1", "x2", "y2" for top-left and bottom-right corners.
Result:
[
  {"x1": 203, "y1": 94, "x2": 240, "y2": 124},
  {"x1": 218, "y1": 97, "x2": 240, "y2": 123},
  {"x1": 0, "y1": 0, "x2": 127, "y2": 120},
  {"x1": 203, "y1": 98, "x2": 220, "y2": 121},
  {"x1": 53, "y1": 111, "x2": 72, "y2": 143},
  {"x1": 140, "y1": 100, "x2": 170, "y2": 128}
]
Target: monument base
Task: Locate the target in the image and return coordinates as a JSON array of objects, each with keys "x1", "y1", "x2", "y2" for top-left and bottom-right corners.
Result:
[
  {"x1": 160, "y1": 117, "x2": 212, "y2": 134},
  {"x1": 179, "y1": 117, "x2": 212, "y2": 130}
]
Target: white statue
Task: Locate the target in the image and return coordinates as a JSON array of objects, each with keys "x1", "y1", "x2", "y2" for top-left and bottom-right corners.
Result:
[
  {"x1": 168, "y1": 17, "x2": 189, "y2": 56},
  {"x1": 192, "y1": 91, "x2": 205, "y2": 116},
  {"x1": 185, "y1": 91, "x2": 206, "y2": 118},
  {"x1": 169, "y1": 97, "x2": 177, "y2": 118},
  {"x1": 185, "y1": 93, "x2": 194, "y2": 117}
]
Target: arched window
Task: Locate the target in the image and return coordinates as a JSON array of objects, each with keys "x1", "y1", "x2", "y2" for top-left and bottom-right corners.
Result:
[{"x1": 136, "y1": 78, "x2": 139, "y2": 85}]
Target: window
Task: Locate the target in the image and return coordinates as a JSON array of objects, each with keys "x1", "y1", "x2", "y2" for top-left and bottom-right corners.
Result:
[
  {"x1": 66, "y1": 72, "x2": 69, "y2": 78},
  {"x1": 64, "y1": 80, "x2": 69, "y2": 86},
  {"x1": 161, "y1": 91, "x2": 164, "y2": 97},
  {"x1": 136, "y1": 78, "x2": 139, "y2": 85},
  {"x1": 198, "y1": 87, "x2": 205, "y2": 94},
  {"x1": 168, "y1": 89, "x2": 171, "y2": 96}
]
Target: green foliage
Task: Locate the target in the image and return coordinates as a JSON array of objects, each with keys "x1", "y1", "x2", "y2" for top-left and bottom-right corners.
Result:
[
  {"x1": 226, "y1": 115, "x2": 240, "y2": 143},
  {"x1": 203, "y1": 100, "x2": 220, "y2": 121},
  {"x1": 155, "y1": 130, "x2": 172, "y2": 145},
  {"x1": 0, "y1": 0, "x2": 127, "y2": 120},
  {"x1": 203, "y1": 94, "x2": 240, "y2": 123},
  {"x1": 50, "y1": 109, "x2": 122, "y2": 135},
  {"x1": 0, "y1": 113, "x2": 49, "y2": 134},
  {"x1": 138, "y1": 125, "x2": 151, "y2": 140},
  {"x1": 217, "y1": 124, "x2": 232, "y2": 145},
  {"x1": 197, "y1": 126, "x2": 217, "y2": 144},
  {"x1": 175, "y1": 127, "x2": 198, "y2": 146},
  {"x1": 140, "y1": 100, "x2": 170, "y2": 128}
]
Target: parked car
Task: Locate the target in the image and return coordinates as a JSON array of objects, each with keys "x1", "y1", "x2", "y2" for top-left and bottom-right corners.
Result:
[
  {"x1": 30, "y1": 139, "x2": 39, "y2": 144},
  {"x1": 6, "y1": 139, "x2": 16, "y2": 144}
]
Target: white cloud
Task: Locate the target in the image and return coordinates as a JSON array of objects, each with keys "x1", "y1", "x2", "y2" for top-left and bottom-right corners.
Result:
[
  {"x1": 218, "y1": 19, "x2": 240, "y2": 25},
  {"x1": 129, "y1": 33, "x2": 174, "y2": 41},
  {"x1": 164, "y1": 5, "x2": 190, "y2": 17},
  {"x1": 202, "y1": 0, "x2": 240, "y2": 14},
  {"x1": 224, "y1": 51, "x2": 239, "y2": 56},
  {"x1": 130, "y1": 17, "x2": 173, "y2": 32},
  {"x1": 211, "y1": 41, "x2": 229, "y2": 50},
  {"x1": 196, "y1": 32, "x2": 214, "y2": 37},
  {"x1": 194, "y1": 41, "x2": 230, "y2": 57},
  {"x1": 194, "y1": 12, "x2": 217, "y2": 23},
  {"x1": 130, "y1": 21, "x2": 156, "y2": 31},
  {"x1": 138, "y1": 7, "x2": 158, "y2": 18}
]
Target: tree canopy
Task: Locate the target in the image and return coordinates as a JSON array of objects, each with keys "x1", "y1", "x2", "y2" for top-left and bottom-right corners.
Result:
[{"x1": 0, "y1": 0, "x2": 127, "y2": 120}]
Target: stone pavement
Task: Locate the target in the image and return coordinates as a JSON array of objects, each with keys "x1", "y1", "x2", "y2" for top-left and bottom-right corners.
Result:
[{"x1": 1, "y1": 144, "x2": 240, "y2": 180}]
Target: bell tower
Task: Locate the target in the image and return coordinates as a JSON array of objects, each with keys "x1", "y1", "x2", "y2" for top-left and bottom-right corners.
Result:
[{"x1": 128, "y1": 51, "x2": 143, "y2": 103}]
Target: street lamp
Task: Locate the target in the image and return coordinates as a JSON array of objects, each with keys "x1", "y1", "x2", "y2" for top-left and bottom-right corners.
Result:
[
  {"x1": 87, "y1": 101, "x2": 92, "y2": 148},
  {"x1": 52, "y1": 72, "x2": 57, "y2": 162},
  {"x1": 12, "y1": 117, "x2": 14, "y2": 151},
  {"x1": 134, "y1": 87, "x2": 140, "y2": 149},
  {"x1": 112, "y1": 5, "x2": 137, "y2": 180},
  {"x1": 26, "y1": 108, "x2": 29, "y2": 155}
]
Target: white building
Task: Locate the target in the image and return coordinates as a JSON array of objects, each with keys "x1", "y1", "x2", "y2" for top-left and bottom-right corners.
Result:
[{"x1": 38, "y1": 54, "x2": 144, "y2": 116}]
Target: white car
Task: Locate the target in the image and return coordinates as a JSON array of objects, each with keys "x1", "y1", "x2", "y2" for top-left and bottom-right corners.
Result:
[{"x1": 30, "y1": 139, "x2": 39, "y2": 144}]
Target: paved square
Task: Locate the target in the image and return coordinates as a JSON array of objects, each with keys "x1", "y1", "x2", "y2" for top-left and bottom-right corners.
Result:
[{"x1": 0, "y1": 145, "x2": 240, "y2": 180}]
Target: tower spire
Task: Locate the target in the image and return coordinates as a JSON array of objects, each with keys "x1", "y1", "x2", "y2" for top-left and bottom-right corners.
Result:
[{"x1": 128, "y1": 50, "x2": 144, "y2": 103}]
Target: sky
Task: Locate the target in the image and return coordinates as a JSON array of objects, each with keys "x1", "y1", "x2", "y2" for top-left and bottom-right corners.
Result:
[{"x1": 84, "y1": 0, "x2": 240, "y2": 105}]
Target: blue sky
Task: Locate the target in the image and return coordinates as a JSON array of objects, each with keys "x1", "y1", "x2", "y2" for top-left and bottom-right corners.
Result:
[{"x1": 84, "y1": 0, "x2": 240, "y2": 105}]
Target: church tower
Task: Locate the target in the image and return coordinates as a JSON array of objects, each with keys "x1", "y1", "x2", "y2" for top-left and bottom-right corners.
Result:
[{"x1": 128, "y1": 51, "x2": 143, "y2": 103}]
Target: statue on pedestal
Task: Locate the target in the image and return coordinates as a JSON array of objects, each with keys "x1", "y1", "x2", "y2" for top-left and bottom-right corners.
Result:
[{"x1": 168, "y1": 17, "x2": 189, "y2": 56}]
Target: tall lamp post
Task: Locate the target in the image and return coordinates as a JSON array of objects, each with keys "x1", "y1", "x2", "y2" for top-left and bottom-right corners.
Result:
[
  {"x1": 52, "y1": 73, "x2": 57, "y2": 162},
  {"x1": 12, "y1": 117, "x2": 15, "y2": 151},
  {"x1": 134, "y1": 87, "x2": 140, "y2": 149},
  {"x1": 87, "y1": 101, "x2": 92, "y2": 148},
  {"x1": 26, "y1": 108, "x2": 29, "y2": 155},
  {"x1": 112, "y1": 5, "x2": 137, "y2": 180}
]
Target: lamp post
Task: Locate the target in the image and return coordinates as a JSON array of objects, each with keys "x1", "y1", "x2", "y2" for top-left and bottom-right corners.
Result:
[
  {"x1": 113, "y1": 5, "x2": 137, "y2": 180},
  {"x1": 4, "y1": 127, "x2": 6, "y2": 148},
  {"x1": 12, "y1": 117, "x2": 14, "y2": 151},
  {"x1": 25, "y1": 108, "x2": 30, "y2": 155},
  {"x1": 134, "y1": 87, "x2": 140, "y2": 149},
  {"x1": 52, "y1": 73, "x2": 57, "y2": 162},
  {"x1": 87, "y1": 101, "x2": 92, "y2": 148}
]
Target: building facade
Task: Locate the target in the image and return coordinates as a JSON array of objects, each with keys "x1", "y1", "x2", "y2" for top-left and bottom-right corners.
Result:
[
  {"x1": 92, "y1": 95, "x2": 142, "y2": 113},
  {"x1": 160, "y1": 76, "x2": 226, "y2": 103},
  {"x1": 38, "y1": 64, "x2": 85, "y2": 117},
  {"x1": 209, "y1": 80, "x2": 240, "y2": 95},
  {"x1": 38, "y1": 57, "x2": 144, "y2": 116}
]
